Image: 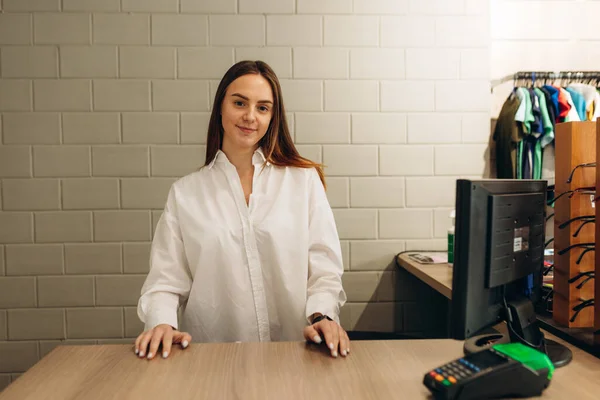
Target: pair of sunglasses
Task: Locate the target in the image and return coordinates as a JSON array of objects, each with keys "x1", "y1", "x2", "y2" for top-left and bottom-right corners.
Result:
[
  {"x1": 570, "y1": 298, "x2": 595, "y2": 323},
  {"x1": 558, "y1": 215, "x2": 595, "y2": 238},
  {"x1": 556, "y1": 243, "x2": 595, "y2": 265},
  {"x1": 568, "y1": 271, "x2": 595, "y2": 289}
]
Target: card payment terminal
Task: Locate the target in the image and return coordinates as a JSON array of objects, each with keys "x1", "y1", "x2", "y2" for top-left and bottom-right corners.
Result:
[{"x1": 423, "y1": 342, "x2": 554, "y2": 400}]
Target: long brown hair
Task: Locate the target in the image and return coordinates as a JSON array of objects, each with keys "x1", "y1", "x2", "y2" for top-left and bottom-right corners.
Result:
[{"x1": 203, "y1": 60, "x2": 326, "y2": 188}]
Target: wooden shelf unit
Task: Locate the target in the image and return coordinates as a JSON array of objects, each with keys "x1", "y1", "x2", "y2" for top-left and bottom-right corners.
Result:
[{"x1": 553, "y1": 121, "x2": 596, "y2": 328}]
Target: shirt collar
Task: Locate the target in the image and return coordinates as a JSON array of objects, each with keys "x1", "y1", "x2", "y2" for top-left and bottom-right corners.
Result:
[
  {"x1": 207, "y1": 147, "x2": 271, "y2": 169},
  {"x1": 252, "y1": 147, "x2": 271, "y2": 166}
]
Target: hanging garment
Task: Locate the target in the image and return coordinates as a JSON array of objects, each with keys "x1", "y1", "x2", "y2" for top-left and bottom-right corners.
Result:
[
  {"x1": 559, "y1": 88, "x2": 581, "y2": 122},
  {"x1": 565, "y1": 87, "x2": 587, "y2": 121},
  {"x1": 514, "y1": 87, "x2": 533, "y2": 179},
  {"x1": 540, "y1": 87, "x2": 557, "y2": 127},
  {"x1": 528, "y1": 88, "x2": 543, "y2": 137},
  {"x1": 493, "y1": 92, "x2": 522, "y2": 178},
  {"x1": 534, "y1": 88, "x2": 554, "y2": 148},
  {"x1": 519, "y1": 89, "x2": 542, "y2": 179},
  {"x1": 514, "y1": 87, "x2": 533, "y2": 132},
  {"x1": 543, "y1": 85, "x2": 560, "y2": 121},
  {"x1": 522, "y1": 137, "x2": 534, "y2": 179},
  {"x1": 594, "y1": 90, "x2": 600, "y2": 121},
  {"x1": 567, "y1": 83, "x2": 597, "y2": 120},
  {"x1": 541, "y1": 143, "x2": 555, "y2": 185},
  {"x1": 554, "y1": 86, "x2": 572, "y2": 121}
]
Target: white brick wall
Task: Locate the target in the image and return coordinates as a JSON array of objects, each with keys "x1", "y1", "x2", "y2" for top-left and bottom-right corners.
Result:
[
  {"x1": 295, "y1": 113, "x2": 350, "y2": 143},
  {"x1": 267, "y1": 15, "x2": 322, "y2": 46},
  {"x1": 297, "y1": 0, "x2": 352, "y2": 14},
  {"x1": 350, "y1": 49, "x2": 405, "y2": 79},
  {"x1": 0, "y1": 1, "x2": 492, "y2": 379},
  {"x1": 381, "y1": 16, "x2": 435, "y2": 47},
  {"x1": 325, "y1": 80, "x2": 378, "y2": 111},
  {"x1": 324, "y1": 16, "x2": 379, "y2": 46},
  {"x1": 1, "y1": 47, "x2": 58, "y2": 78}
]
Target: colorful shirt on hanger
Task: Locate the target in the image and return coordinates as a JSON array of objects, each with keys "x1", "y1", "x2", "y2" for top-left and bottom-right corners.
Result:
[
  {"x1": 554, "y1": 86, "x2": 572, "y2": 121},
  {"x1": 528, "y1": 88, "x2": 543, "y2": 137},
  {"x1": 515, "y1": 87, "x2": 534, "y2": 132},
  {"x1": 567, "y1": 83, "x2": 597, "y2": 120},
  {"x1": 534, "y1": 88, "x2": 554, "y2": 148},
  {"x1": 532, "y1": 89, "x2": 554, "y2": 179},
  {"x1": 565, "y1": 87, "x2": 587, "y2": 121},
  {"x1": 559, "y1": 88, "x2": 581, "y2": 122},
  {"x1": 543, "y1": 85, "x2": 560, "y2": 121},
  {"x1": 540, "y1": 87, "x2": 557, "y2": 127}
]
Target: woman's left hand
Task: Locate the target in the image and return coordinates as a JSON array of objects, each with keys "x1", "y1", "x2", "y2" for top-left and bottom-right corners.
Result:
[{"x1": 303, "y1": 317, "x2": 350, "y2": 358}]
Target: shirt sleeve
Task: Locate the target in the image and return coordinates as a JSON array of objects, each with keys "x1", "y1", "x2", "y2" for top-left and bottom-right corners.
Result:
[
  {"x1": 304, "y1": 168, "x2": 347, "y2": 324},
  {"x1": 137, "y1": 184, "x2": 193, "y2": 331}
]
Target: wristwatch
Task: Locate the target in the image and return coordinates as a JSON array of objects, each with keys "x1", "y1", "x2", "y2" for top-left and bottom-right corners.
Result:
[{"x1": 311, "y1": 314, "x2": 333, "y2": 324}]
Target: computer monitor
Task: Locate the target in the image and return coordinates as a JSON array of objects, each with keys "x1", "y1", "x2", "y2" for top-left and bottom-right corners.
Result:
[{"x1": 449, "y1": 179, "x2": 572, "y2": 368}]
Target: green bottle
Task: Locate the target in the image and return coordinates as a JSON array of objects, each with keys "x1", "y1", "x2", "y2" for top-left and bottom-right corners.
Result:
[{"x1": 448, "y1": 210, "x2": 455, "y2": 265}]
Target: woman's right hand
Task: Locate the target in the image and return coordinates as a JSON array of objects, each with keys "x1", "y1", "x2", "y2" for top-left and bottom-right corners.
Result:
[{"x1": 134, "y1": 324, "x2": 192, "y2": 360}]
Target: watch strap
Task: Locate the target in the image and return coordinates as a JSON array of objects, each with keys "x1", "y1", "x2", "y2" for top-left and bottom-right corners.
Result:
[{"x1": 311, "y1": 314, "x2": 333, "y2": 324}]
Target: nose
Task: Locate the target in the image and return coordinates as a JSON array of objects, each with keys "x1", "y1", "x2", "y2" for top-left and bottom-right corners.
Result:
[{"x1": 243, "y1": 107, "x2": 256, "y2": 122}]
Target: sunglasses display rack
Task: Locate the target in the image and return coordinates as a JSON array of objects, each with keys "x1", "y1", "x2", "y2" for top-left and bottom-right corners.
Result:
[
  {"x1": 596, "y1": 119, "x2": 600, "y2": 338},
  {"x1": 554, "y1": 121, "x2": 596, "y2": 328}
]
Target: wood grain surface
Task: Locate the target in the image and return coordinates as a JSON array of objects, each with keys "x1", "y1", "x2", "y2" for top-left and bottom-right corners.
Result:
[
  {"x1": 1, "y1": 337, "x2": 599, "y2": 400},
  {"x1": 397, "y1": 253, "x2": 453, "y2": 299}
]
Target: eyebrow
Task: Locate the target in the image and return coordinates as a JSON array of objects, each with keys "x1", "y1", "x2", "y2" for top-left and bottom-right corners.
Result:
[{"x1": 231, "y1": 93, "x2": 273, "y2": 105}]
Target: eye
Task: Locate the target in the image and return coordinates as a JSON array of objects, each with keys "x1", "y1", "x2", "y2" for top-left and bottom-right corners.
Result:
[
  {"x1": 234, "y1": 101, "x2": 245, "y2": 107},
  {"x1": 259, "y1": 105, "x2": 270, "y2": 112}
]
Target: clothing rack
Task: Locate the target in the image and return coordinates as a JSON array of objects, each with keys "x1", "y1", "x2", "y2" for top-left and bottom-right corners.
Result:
[{"x1": 491, "y1": 71, "x2": 600, "y2": 92}]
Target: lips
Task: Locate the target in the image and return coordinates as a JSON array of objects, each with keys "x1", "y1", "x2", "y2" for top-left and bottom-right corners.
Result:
[{"x1": 237, "y1": 125, "x2": 256, "y2": 134}]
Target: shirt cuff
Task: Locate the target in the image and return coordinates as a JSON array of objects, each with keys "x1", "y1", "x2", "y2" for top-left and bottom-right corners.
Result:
[
  {"x1": 139, "y1": 292, "x2": 180, "y2": 331},
  {"x1": 305, "y1": 292, "x2": 340, "y2": 325}
]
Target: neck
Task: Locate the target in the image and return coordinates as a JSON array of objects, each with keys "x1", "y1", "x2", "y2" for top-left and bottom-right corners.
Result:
[{"x1": 221, "y1": 144, "x2": 256, "y2": 173}]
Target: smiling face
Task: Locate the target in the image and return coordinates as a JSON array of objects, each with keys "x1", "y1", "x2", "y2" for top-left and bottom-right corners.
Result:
[{"x1": 220, "y1": 73, "x2": 274, "y2": 154}]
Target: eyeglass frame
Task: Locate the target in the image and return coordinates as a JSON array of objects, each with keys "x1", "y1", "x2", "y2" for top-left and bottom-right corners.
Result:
[
  {"x1": 558, "y1": 215, "x2": 595, "y2": 229},
  {"x1": 557, "y1": 215, "x2": 596, "y2": 238},
  {"x1": 570, "y1": 298, "x2": 595, "y2": 323},
  {"x1": 575, "y1": 247, "x2": 595, "y2": 264},
  {"x1": 556, "y1": 242, "x2": 595, "y2": 256},
  {"x1": 547, "y1": 187, "x2": 596, "y2": 206},
  {"x1": 568, "y1": 271, "x2": 595, "y2": 289},
  {"x1": 566, "y1": 162, "x2": 596, "y2": 184}
]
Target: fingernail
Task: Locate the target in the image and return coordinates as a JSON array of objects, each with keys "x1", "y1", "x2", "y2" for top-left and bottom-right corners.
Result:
[
  {"x1": 312, "y1": 335, "x2": 322, "y2": 344},
  {"x1": 341, "y1": 350, "x2": 347, "y2": 356},
  {"x1": 328, "y1": 343, "x2": 334, "y2": 350},
  {"x1": 135, "y1": 349, "x2": 139, "y2": 355},
  {"x1": 139, "y1": 352, "x2": 145, "y2": 358},
  {"x1": 332, "y1": 351, "x2": 338, "y2": 358},
  {"x1": 162, "y1": 352, "x2": 168, "y2": 359},
  {"x1": 182, "y1": 340, "x2": 189, "y2": 348},
  {"x1": 347, "y1": 348, "x2": 350, "y2": 354},
  {"x1": 147, "y1": 352, "x2": 153, "y2": 359}
]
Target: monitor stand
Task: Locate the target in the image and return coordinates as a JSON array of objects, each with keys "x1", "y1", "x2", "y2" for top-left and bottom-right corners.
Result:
[{"x1": 462, "y1": 298, "x2": 573, "y2": 368}]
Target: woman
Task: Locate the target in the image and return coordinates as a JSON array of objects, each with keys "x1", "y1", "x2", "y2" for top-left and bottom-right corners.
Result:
[{"x1": 134, "y1": 61, "x2": 348, "y2": 360}]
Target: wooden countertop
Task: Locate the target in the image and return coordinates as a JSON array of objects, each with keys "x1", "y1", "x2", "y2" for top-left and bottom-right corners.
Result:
[
  {"x1": 2, "y1": 338, "x2": 600, "y2": 400},
  {"x1": 396, "y1": 253, "x2": 453, "y2": 299}
]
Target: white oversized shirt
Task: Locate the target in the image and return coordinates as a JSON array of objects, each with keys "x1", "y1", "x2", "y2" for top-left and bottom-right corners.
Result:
[{"x1": 137, "y1": 148, "x2": 346, "y2": 343}]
